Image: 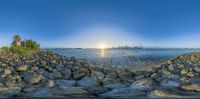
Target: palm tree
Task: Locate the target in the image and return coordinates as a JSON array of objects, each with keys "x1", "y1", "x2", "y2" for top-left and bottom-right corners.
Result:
[{"x1": 12, "y1": 35, "x2": 21, "y2": 46}]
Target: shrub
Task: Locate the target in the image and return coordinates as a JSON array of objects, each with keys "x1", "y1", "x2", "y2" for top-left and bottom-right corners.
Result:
[
  {"x1": 0, "y1": 35, "x2": 40, "y2": 55},
  {"x1": 0, "y1": 46, "x2": 10, "y2": 53},
  {"x1": 10, "y1": 45, "x2": 30, "y2": 55},
  {"x1": 21, "y1": 39, "x2": 40, "y2": 52}
]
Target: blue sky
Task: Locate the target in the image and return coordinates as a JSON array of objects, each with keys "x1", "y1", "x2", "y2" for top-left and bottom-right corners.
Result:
[{"x1": 0, "y1": 0, "x2": 200, "y2": 48}]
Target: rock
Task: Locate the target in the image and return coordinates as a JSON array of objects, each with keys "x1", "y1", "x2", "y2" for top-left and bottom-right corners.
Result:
[
  {"x1": 17, "y1": 65, "x2": 28, "y2": 71},
  {"x1": 102, "y1": 78, "x2": 120, "y2": 86},
  {"x1": 166, "y1": 60, "x2": 172, "y2": 65},
  {"x1": 187, "y1": 72, "x2": 194, "y2": 77},
  {"x1": 24, "y1": 72, "x2": 42, "y2": 84},
  {"x1": 78, "y1": 77, "x2": 99, "y2": 87},
  {"x1": 31, "y1": 66, "x2": 39, "y2": 71},
  {"x1": 61, "y1": 68, "x2": 71, "y2": 79},
  {"x1": 55, "y1": 80, "x2": 76, "y2": 87},
  {"x1": 179, "y1": 77, "x2": 190, "y2": 82},
  {"x1": 180, "y1": 69, "x2": 188, "y2": 75},
  {"x1": 130, "y1": 78, "x2": 156, "y2": 90},
  {"x1": 48, "y1": 71, "x2": 62, "y2": 79},
  {"x1": 194, "y1": 67, "x2": 200, "y2": 72},
  {"x1": 167, "y1": 64, "x2": 174, "y2": 72},
  {"x1": 181, "y1": 84, "x2": 200, "y2": 91},
  {"x1": 135, "y1": 75, "x2": 145, "y2": 80},
  {"x1": 148, "y1": 90, "x2": 183, "y2": 98},
  {"x1": 45, "y1": 80, "x2": 54, "y2": 88},
  {"x1": 4, "y1": 68, "x2": 12, "y2": 75},
  {"x1": 100, "y1": 88, "x2": 146, "y2": 97},
  {"x1": 188, "y1": 78, "x2": 200, "y2": 83},
  {"x1": 23, "y1": 85, "x2": 39, "y2": 93},
  {"x1": 4, "y1": 75, "x2": 16, "y2": 87},
  {"x1": 26, "y1": 88, "x2": 52, "y2": 97},
  {"x1": 91, "y1": 71, "x2": 105, "y2": 81},
  {"x1": 41, "y1": 60, "x2": 47, "y2": 66},
  {"x1": 51, "y1": 86, "x2": 89, "y2": 96},
  {"x1": 103, "y1": 83, "x2": 127, "y2": 89},
  {"x1": 3, "y1": 87, "x2": 22, "y2": 97},
  {"x1": 160, "y1": 80, "x2": 181, "y2": 88},
  {"x1": 118, "y1": 69, "x2": 133, "y2": 82},
  {"x1": 72, "y1": 69, "x2": 90, "y2": 80}
]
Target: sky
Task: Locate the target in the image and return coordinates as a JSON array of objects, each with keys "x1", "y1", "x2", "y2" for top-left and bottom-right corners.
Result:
[{"x1": 0, "y1": 0, "x2": 200, "y2": 48}]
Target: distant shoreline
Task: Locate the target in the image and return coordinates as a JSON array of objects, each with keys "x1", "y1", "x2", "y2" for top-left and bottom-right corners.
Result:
[{"x1": 42, "y1": 47, "x2": 200, "y2": 50}]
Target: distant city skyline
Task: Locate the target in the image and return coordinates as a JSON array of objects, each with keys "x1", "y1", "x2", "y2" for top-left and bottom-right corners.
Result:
[{"x1": 0, "y1": 0, "x2": 200, "y2": 48}]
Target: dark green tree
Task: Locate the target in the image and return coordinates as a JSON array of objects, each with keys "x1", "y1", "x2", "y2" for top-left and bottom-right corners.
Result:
[{"x1": 12, "y1": 35, "x2": 21, "y2": 46}]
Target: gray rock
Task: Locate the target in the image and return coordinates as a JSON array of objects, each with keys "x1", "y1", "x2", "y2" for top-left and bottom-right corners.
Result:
[
  {"x1": 48, "y1": 71, "x2": 62, "y2": 79},
  {"x1": 72, "y1": 68, "x2": 90, "y2": 80},
  {"x1": 23, "y1": 85, "x2": 39, "y2": 93},
  {"x1": 100, "y1": 88, "x2": 146, "y2": 97},
  {"x1": 45, "y1": 80, "x2": 54, "y2": 88},
  {"x1": 24, "y1": 72, "x2": 42, "y2": 84},
  {"x1": 130, "y1": 78, "x2": 156, "y2": 90},
  {"x1": 91, "y1": 71, "x2": 105, "y2": 81},
  {"x1": 4, "y1": 75, "x2": 16, "y2": 87},
  {"x1": 103, "y1": 83, "x2": 127, "y2": 89},
  {"x1": 78, "y1": 77, "x2": 99, "y2": 87},
  {"x1": 17, "y1": 65, "x2": 28, "y2": 71},
  {"x1": 3, "y1": 87, "x2": 22, "y2": 97},
  {"x1": 61, "y1": 68, "x2": 71, "y2": 79},
  {"x1": 4, "y1": 68, "x2": 12, "y2": 75},
  {"x1": 26, "y1": 88, "x2": 52, "y2": 97},
  {"x1": 160, "y1": 80, "x2": 181, "y2": 88},
  {"x1": 55, "y1": 80, "x2": 76, "y2": 86},
  {"x1": 31, "y1": 66, "x2": 39, "y2": 71},
  {"x1": 51, "y1": 86, "x2": 89, "y2": 95}
]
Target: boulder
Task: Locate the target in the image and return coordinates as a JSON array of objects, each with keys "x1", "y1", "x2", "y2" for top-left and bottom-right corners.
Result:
[
  {"x1": 4, "y1": 75, "x2": 16, "y2": 87},
  {"x1": 51, "y1": 86, "x2": 89, "y2": 96},
  {"x1": 100, "y1": 88, "x2": 146, "y2": 98},
  {"x1": 72, "y1": 68, "x2": 90, "y2": 80},
  {"x1": 48, "y1": 71, "x2": 62, "y2": 79},
  {"x1": 45, "y1": 80, "x2": 54, "y2": 88},
  {"x1": 31, "y1": 66, "x2": 39, "y2": 71},
  {"x1": 55, "y1": 80, "x2": 76, "y2": 87},
  {"x1": 91, "y1": 71, "x2": 105, "y2": 81},
  {"x1": 17, "y1": 65, "x2": 28, "y2": 71},
  {"x1": 2, "y1": 87, "x2": 22, "y2": 97},
  {"x1": 160, "y1": 80, "x2": 181, "y2": 88},
  {"x1": 4, "y1": 68, "x2": 12, "y2": 75},
  {"x1": 24, "y1": 72, "x2": 42, "y2": 84},
  {"x1": 130, "y1": 78, "x2": 156, "y2": 90},
  {"x1": 181, "y1": 84, "x2": 200, "y2": 91},
  {"x1": 60, "y1": 68, "x2": 71, "y2": 79},
  {"x1": 78, "y1": 77, "x2": 99, "y2": 87},
  {"x1": 25, "y1": 88, "x2": 52, "y2": 97}
]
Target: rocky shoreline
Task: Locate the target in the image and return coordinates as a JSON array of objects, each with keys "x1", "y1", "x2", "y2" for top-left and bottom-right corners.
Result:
[{"x1": 0, "y1": 51, "x2": 199, "y2": 98}]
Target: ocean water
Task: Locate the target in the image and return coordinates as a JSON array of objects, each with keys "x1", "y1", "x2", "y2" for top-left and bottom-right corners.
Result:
[{"x1": 44, "y1": 48, "x2": 200, "y2": 67}]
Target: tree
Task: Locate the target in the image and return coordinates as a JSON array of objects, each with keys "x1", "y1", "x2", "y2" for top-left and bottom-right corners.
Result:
[{"x1": 12, "y1": 35, "x2": 21, "y2": 46}]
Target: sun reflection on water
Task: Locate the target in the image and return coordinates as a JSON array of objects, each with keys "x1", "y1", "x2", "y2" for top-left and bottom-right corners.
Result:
[{"x1": 101, "y1": 49, "x2": 105, "y2": 57}]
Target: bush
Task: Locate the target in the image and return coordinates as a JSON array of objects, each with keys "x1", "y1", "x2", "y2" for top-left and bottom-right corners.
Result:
[
  {"x1": 0, "y1": 35, "x2": 40, "y2": 55},
  {"x1": 10, "y1": 45, "x2": 30, "y2": 55},
  {"x1": 21, "y1": 40, "x2": 40, "y2": 52},
  {"x1": 0, "y1": 46, "x2": 10, "y2": 53}
]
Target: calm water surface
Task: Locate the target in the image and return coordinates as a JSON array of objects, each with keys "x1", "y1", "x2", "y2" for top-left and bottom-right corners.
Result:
[{"x1": 44, "y1": 48, "x2": 200, "y2": 67}]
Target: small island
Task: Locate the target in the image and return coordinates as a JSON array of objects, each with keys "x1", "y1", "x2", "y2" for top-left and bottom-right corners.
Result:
[{"x1": 0, "y1": 35, "x2": 199, "y2": 98}]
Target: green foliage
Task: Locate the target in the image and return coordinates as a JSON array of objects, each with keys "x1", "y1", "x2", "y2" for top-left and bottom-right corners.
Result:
[
  {"x1": 0, "y1": 46, "x2": 10, "y2": 53},
  {"x1": 1, "y1": 35, "x2": 40, "y2": 55},
  {"x1": 10, "y1": 45, "x2": 30, "y2": 55},
  {"x1": 21, "y1": 39, "x2": 40, "y2": 51},
  {"x1": 12, "y1": 35, "x2": 21, "y2": 46}
]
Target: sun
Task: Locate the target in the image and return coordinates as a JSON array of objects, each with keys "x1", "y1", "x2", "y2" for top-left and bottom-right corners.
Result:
[{"x1": 99, "y1": 43, "x2": 107, "y2": 49}]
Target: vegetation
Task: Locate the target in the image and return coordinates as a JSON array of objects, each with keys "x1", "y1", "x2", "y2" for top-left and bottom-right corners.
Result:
[{"x1": 0, "y1": 35, "x2": 40, "y2": 55}]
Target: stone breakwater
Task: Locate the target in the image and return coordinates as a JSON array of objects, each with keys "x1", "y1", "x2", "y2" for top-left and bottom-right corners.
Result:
[{"x1": 0, "y1": 51, "x2": 199, "y2": 98}]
